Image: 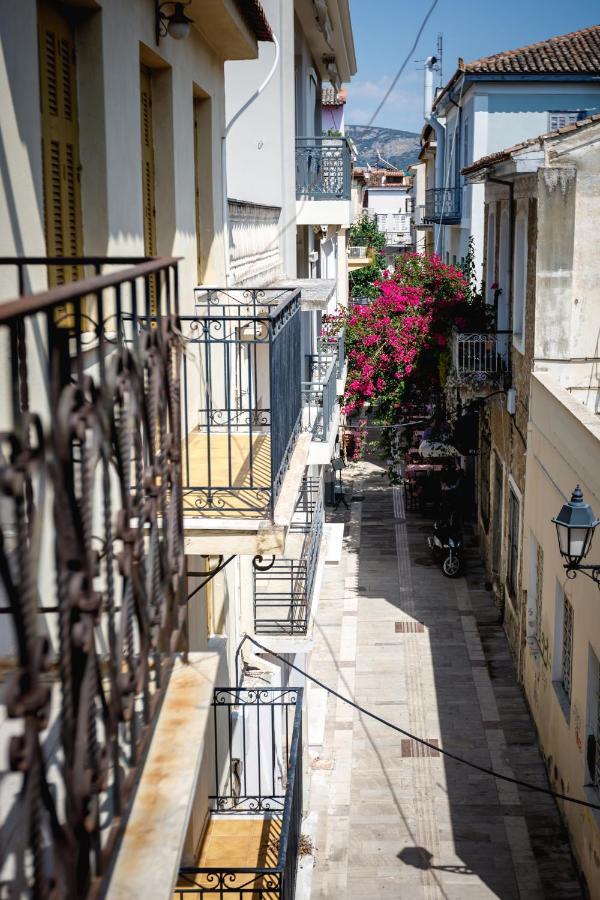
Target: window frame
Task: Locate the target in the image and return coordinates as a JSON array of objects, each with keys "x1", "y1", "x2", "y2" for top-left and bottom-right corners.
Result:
[
  {"x1": 512, "y1": 209, "x2": 528, "y2": 352},
  {"x1": 561, "y1": 595, "x2": 574, "y2": 701},
  {"x1": 507, "y1": 486, "x2": 520, "y2": 600}
]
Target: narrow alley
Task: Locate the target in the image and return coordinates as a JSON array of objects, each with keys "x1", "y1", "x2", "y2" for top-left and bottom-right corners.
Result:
[{"x1": 306, "y1": 460, "x2": 583, "y2": 900}]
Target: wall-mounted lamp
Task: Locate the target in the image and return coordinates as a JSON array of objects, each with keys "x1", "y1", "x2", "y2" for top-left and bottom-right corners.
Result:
[
  {"x1": 155, "y1": 0, "x2": 193, "y2": 45},
  {"x1": 552, "y1": 485, "x2": 600, "y2": 587}
]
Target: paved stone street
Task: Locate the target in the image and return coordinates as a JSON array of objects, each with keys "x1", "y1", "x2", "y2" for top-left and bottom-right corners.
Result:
[{"x1": 307, "y1": 460, "x2": 583, "y2": 899}]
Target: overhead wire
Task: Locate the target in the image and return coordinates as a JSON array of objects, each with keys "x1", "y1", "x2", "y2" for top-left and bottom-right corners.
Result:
[{"x1": 237, "y1": 634, "x2": 600, "y2": 812}]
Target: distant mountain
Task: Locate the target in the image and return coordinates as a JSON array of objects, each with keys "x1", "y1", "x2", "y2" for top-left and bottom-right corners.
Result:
[{"x1": 346, "y1": 125, "x2": 420, "y2": 172}]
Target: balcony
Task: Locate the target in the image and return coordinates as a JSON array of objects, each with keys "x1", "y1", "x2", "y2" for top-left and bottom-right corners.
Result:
[
  {"x1": 295, "y1": 136, "x2": 352, "y2": 227},
  {"x1": 0, "y1": 256, "x2": 186, "y2": 898},
  {"x1": 423, "y1": 187, "x2": 462, "y2": 224},
  {"x1": 180, "y1": 288, "x2": 311, "y2": 550},
  {"x1": 254, "y1": 480, "x2": 323, "y2": 636},
  {"x1": 347, "y1": 245, "x2": 373, "y2": 273},
  {"x1": 413, "y1": 204, "x2": 429, "y2": 227},
  {"x1": 176, "y1": 687, "x2": 303, "y2": 899},
  {"x1": 453, "y1": 331, "x2": 511, "y2": 389}
]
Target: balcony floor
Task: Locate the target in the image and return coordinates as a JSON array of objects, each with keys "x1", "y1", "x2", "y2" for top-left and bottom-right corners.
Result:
[
  {"x1": 183, "y1": 431, "x2": 271, "y2": 518},
  {"x1": 175, "y1": 815, "x2": 281, "y2": 896}
]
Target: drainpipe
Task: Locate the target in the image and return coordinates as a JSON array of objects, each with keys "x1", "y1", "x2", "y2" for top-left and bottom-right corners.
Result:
[
  {"x1": 424, "y1": 56, "x2": 446, "y2": 252},
  {"x1": 221, "y1": 31, "x2": 281, "y2": 284}
]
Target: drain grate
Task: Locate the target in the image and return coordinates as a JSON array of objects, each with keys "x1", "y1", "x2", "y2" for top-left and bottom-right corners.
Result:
[
  {"x1": 401, "y1": 738, "x2": 440, "y2": 758},
  {"x1": 395, "y1": 621, "x2": 426, "y2": 633}
]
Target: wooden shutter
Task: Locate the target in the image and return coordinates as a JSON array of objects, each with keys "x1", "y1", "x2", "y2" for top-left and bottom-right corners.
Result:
[
  {"x1": 38, "y1": 0, "x2": 83, "y2": 287},
  {"x1": 140, "y1": 65, "x2": 157, "y2": 315}
]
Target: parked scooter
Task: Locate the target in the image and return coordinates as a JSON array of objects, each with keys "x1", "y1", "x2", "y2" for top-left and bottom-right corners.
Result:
[{"x1": 427, "y1": 511, "x2": 464, "y2": 578}]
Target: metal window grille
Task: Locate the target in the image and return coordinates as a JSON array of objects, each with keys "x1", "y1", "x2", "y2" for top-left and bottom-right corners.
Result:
[
  {"x1": 535, "y1": 542, "x2": 544, "y2": 644},
  {"x1": 507, "y1": 489, "x2": 520, "y2": 598},
  {"x1": 562, "y1": 596, "x2": 574, "y2": 700}
]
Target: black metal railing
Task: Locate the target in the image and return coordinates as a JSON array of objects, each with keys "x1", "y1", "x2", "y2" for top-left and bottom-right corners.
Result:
[
  {"x1": 254, "y1": 490, "x2": 323, "y2": 635},
  {"x1": 0, "y1": 256, "x2": 184, "y2": 898},
  {"x1": 295, "y1": 136, "x2": 351, "y2": 200},
  {"x1": 423, "y1": 187, "x2": 462, "y2": 224},
  {"x1": 290, "y1": 476, "x2": 322, "y2": 534},
  {"x1": 318, "y1": 328, "x2": 345, "y2": 379},
  {"x1": 177, "y1": 687, "x2": 303, "y2": 899},
  {"x1": 302, "y1": 358, "x2": 337, "y2": 442},
  {"x1": 453, "y1": 331, "x2": 512, "y2": 385},
  {"x1": 180, "y1": 288, "x2": 302, "y2": 518}
]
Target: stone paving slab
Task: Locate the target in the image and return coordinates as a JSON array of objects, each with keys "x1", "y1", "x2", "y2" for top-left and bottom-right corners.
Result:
[{"x1": 307, "y1": 461, "x2": 583, "y2": 900}]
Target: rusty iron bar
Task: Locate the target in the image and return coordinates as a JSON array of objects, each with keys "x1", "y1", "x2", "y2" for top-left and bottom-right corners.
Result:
[{"x1": 0, "y1": 256, "x2": 184, "y2": 898}]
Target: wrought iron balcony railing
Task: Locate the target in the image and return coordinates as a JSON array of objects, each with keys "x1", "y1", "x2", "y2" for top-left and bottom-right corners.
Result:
[
  {"x1": 177, "y1": 687, "x2": 303, "y2": 898},
  {"x1": 180, "y1": 287, "x2": 302, "y2": 518},
  {"x1": 254, "y1": 487, "x2": 323, "y2": 635},
  {"x1": 295, "y1": 136, "x2": 352, "y2": 201},
  {"x1": 423, "y1": 187, "x2": 462, "y2": 224},
  {"x1": 317, "y1": 328, "x2": 345, "y2": 379},
  {"x1": 453, "y1": 331, "x2": 512, "y2": 385},
  {"x1": 0, "y1": 256, "x2": 184, "y2": 898},
  {"x1": 302, "y1": 355, "x2": 337, "y2": 442}
]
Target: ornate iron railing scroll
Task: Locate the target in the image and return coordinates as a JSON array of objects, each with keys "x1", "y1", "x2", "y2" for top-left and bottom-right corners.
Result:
[{"x1": 0, "y1": 256, "x2": 183, "y2": 898}]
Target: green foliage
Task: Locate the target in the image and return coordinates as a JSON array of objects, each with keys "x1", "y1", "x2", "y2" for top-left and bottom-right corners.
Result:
[{"x1": 349, "y1": 213, "x2": 386, "y2": 251}]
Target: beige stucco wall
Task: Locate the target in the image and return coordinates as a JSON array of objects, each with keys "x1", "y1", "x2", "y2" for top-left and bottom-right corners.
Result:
[
  {"x1": 0, "y1": 0, "x2": 231, "y2": 308},
  {"x1": 521, "y1": 373, "x2": 600, "y2": 897}
]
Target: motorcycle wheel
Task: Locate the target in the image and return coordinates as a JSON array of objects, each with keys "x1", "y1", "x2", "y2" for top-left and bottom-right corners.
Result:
[{"x1": 442, "y1": 554, "x2": 462, "y2": 578}]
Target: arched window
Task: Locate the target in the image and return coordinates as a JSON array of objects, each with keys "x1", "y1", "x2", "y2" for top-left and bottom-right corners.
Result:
[{"x1": 512, "y1": 211, "x2": 528, "y2": 344}]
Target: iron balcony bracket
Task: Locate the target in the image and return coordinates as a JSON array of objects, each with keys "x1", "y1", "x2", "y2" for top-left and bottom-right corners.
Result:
[
  {"x1": 565, "y1": 563, "x2": 600, "y2": 589},
  {"x1": 187, "y1": 555, "x2": 236, "y2": 601}
]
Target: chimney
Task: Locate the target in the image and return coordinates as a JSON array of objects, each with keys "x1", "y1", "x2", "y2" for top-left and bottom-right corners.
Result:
[{"x1": 424, "y1": 55, "x2": 437, "y2": 119}]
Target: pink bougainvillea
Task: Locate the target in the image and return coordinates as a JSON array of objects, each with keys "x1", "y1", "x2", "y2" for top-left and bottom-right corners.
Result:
[{"x1": 323, "y1": 253, "x2": 483, "y2": 457}]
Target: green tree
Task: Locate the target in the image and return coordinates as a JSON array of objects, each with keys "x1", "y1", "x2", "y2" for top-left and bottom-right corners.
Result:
[{"x1": 349, "y1": 214, "x2": 386, "y2": 299}]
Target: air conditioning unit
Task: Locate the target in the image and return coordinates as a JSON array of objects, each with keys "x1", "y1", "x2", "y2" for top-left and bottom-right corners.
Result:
[{"x1": 506, "y1": 388, "x2": 516, "y2": 416}]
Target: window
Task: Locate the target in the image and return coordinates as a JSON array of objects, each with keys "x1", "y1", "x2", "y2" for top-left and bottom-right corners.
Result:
[
  {"x1": 586, "y1": 651, "x2": 600, "y2": 794},
  {"x1": 140, "y1": 64, "x2": 157, "y2": 314},
  {"x1": 479, "y1": 431, "x2": 490, "y2": 530},
  {"x1": 512, "y1": 212, "x2": 527, "y2": 343},
  {"x1": 486, "y1": 210, "x2": 496, "y2": 305},
  {"x1": 492, "y1": 453, "x2": 503, "y2": 574},
  {"x1": 463, "y1": 117, "x2": 469, "y2": 166},
  {"x1": 548, "y1": 110, "x2": 587, "y2": 131},
  {"x1": 38, "y1": 0, "x2": 83, "y2": 286},
  {"x1": 561, "y1": 596, "x2": 574, "y2": 701},
  {"x1": 535, "y1": 541, "x2": 543, "y2": 643},
  {"x1": 507, "y1": 488, "x2": 520, "y2": 599}
]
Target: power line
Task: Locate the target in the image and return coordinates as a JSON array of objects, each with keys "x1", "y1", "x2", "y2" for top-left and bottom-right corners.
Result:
[
  {"x1": 238, "y1": 633, "x2": 600, "y2": 812},
  {"x1": 367, "y1": 0, "x2": 441, "y2": 127}
]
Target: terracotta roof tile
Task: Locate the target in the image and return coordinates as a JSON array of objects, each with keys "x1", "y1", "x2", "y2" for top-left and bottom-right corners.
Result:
[
  {"x1": 435, "y1": 24, "x2": 600, "y2": 108},
  {"x1": 464, "y1": 24, "x2": 600, "y2": 74},
  {"x1": 233, "y1": 0, "x2": 273, "y2": 42},
  {"x1": 322, "y1": 87, "x2": 347, "y2": 106}
]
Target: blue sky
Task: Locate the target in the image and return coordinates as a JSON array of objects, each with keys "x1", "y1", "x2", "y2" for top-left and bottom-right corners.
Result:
[{"x1": 346, "y1": 0, "x2": 600, "y2": 132}]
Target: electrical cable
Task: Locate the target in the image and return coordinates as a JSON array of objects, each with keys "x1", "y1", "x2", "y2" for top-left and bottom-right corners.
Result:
[
  {"x1": 238, "y1": 633, "x2": 600, "y2": 811},
  {"x1": 367, "y1": 0, "x2": 440, "y2": 127}
]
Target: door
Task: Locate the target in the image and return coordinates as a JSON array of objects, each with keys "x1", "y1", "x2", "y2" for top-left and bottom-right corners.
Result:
[
  {"x1": 140, "y1": 65, "x2": 157, "y2": 314},
  {"x1": 38, "y1": 0, "x2": 83, "y2": 286}
]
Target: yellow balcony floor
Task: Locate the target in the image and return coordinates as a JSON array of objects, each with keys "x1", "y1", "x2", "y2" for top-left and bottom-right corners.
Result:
[
  {"x1": 183, "y1": 431, "x2": 272, "y2": 518},
  {"x1": 175, "y1": 815, "x2": 282, "y2": 896}
]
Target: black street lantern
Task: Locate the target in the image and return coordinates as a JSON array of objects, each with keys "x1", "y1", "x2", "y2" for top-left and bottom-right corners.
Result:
[
  {"x1": 155, "y1": 1, "x2": 193, "y2": 45},
  {"x1": 552, "y1": 485, "x2": 600, "y2": 586}
]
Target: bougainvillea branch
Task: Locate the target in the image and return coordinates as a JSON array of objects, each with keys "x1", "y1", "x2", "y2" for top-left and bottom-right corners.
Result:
[{"x1": 324, "y1": 253, "x2": 489, "y2": 459}]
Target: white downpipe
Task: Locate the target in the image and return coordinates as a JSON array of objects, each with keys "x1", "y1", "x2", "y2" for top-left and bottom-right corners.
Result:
[{"x1": 221, "y1": 33, "x2": 281, "y2": 285}]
